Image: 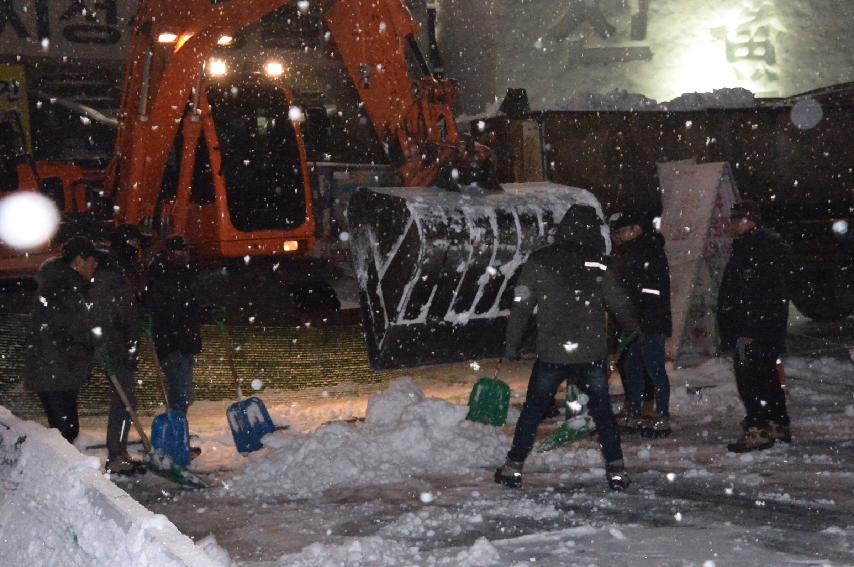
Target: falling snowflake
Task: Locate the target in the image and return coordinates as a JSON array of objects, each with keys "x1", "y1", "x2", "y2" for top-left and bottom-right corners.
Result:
[{"x1": 563, "y1": 341, "x2": 579, "y2": 353}]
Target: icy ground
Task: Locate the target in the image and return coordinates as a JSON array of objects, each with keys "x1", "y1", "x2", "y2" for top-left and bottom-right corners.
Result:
[{"x1": 71, "y1": 342, "x2": 854, "y2": 566}]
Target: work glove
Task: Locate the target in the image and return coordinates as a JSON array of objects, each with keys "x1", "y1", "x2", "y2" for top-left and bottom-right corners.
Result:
[{"x1": 617, "y1": 330, "x2": 643, "y2": 353}]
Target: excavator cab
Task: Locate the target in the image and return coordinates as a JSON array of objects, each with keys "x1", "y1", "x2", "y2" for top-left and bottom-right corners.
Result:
[
  {"x1": 100, "y1": 0, "x2": 595, "y2": 369},
  {"x1": 158, "y1": 74, "x2": 315, "y2": 261}
]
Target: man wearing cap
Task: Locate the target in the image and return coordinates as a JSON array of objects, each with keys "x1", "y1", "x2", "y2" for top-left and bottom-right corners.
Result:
[
  {"x1": 144, "y1": 236, "x2": 202, "y2": 455},
  {"x1": 25, "y1": 236, "x2": 99, "y2": 444},
  {"x1": 718, "y1": 200, "x2": 792, "y2": 452},
  {"x1": 610, "y1": 210, "x2": 673, "y2": 438}
]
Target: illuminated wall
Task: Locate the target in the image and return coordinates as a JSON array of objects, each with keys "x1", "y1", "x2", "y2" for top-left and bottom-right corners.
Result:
[{"x1": 440, "y1": 0, "x2": 854, "y2": 111}]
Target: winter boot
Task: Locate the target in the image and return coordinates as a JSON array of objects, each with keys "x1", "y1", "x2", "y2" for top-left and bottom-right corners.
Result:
[
  {"x1": 640, "y1": 399, "x2": 657, "y2": 420},
  {"x1": 105, "y1": 453, "x2": 146, "y2": 476},
  {"x1": 619, "y1": 413, "x2": 643, "y2": 434},
  {"x1": 727, "y1": 425, "x2": 774, "y2": 453},
  {"x1": 606, "y1": 462, "x2": 630, "y2": 491},
  {"x1": 768, "y1": 421, "x2": 792, "y2": 444},
  {"x1": 640, "y1": 415, "x2": 672, "y2": 439},
  {"x1": 494, "y1": 458, "x2": 524, "y2": 488}
]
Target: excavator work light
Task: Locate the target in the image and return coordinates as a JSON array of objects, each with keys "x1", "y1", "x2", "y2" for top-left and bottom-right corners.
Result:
[
  {"x1": 207, "y1": 58, "x2": 228, "y2": 77},
  {"x1": 282, "y1": 240, "x2": 299, "y2": 252},
  {"x1": 157, "y1": 32, "x2": 178, "y2": 43},
  {"x1": 217, "y1": 35, "x2": 234, "y2": 46},
  {"x1": 264, "y1": 61, "x2": 285, "y2": 77}
]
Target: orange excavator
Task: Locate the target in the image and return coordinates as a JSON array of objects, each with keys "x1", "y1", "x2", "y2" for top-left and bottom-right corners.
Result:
[
  {"x1": 2, "y1": 0, "x2": 600, "y2": 368},
  {"x1": 0, "y1": 107, "x2": 102, "y2": 275}
]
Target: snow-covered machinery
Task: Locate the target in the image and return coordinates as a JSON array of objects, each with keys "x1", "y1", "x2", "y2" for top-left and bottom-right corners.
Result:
[
  {"x1": 1, "y1": 0, "x2": 595, "y2": 369},
  {"x1": 349, "y1": 183, "x2": 607, "y2": 369}
]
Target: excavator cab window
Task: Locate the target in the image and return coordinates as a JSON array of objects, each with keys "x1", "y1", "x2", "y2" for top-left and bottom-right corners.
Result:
[
  {"x1": 207, "y1": 82, "x2": 306, "y2": 232},
  {"x1": 190, "y1": 137, "x2": 215, "y2": 205}
]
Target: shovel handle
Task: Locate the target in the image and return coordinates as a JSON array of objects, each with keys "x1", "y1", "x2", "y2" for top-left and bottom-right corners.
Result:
[
  {"x1": 493, "y1": 358, "x2": 503, "y2": 381},
  {"x1": 211, "y1": 308, "x2": 243, "y2": 400},
  {"x1": 141, "y1": 313, "x2": 154, "y2": 340},
  {"x1": 209, "y1": 307, "x2": 227, "y2": 332},
  {"x1": 142, "y1": 313, "x2": 170, "y2": 406},
  {"x1": 103, "y1": 360, "x2": 153, "y2": 454}
]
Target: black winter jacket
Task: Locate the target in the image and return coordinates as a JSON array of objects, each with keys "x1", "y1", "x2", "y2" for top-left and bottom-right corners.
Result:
[
  {"x1": 717, "y1": 227, "x2": 790, "y2": 353},
  {"x1": 144, "y1": 254, "x2": 202, "y2": 361},
  {"x1": 504, "y1": 206, "x2": 639, "y2": 364},
  {"x1": 24, "y1": 258, "x2": 95, "y2": 392},
  {"x1": 611, "y1": 232, "x2": 673, "y2": 337},
  {"x1": 90, "y1": 251, "x2": 140, "y2": 373}
]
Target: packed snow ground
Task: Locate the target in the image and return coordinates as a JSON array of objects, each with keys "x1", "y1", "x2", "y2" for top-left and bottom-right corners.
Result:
[{"x1": 68, "y1": 338, "x2": 854, "y2": 566}]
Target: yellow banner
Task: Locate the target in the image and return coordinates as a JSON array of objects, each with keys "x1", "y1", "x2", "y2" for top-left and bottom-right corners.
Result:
[{"x1": 0, "y1": 65, "x2": 30, "y2": 152}]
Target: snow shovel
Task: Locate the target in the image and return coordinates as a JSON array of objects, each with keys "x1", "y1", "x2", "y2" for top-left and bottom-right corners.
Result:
[
  {"x1": 102, "y1": 359, "x2": 206, "y2": 489},
  {"x1": 466, "y1": 359, "x2": 511, "y2": 427},
  {"x1": 210, "y1": 308, "x2": 275, "y2": 455},
  {"x1": 142, "y1": 314, "x2": 192, "y2": 468},
  {"x1": 535, "y1": 384, "x2": 596, "y2": 453}
]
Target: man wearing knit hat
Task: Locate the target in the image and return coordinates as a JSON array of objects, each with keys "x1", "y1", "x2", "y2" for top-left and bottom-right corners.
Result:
[{"x1": 718, "y1": 200, "x2": 792, "y2": 452}]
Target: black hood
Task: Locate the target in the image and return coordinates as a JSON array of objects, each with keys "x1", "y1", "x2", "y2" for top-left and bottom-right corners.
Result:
[
  {"x1": 554, "y1": 205, "x2": 606, "y2": 255},
  {"x1": 37, "y1": 257, "x2": 87, "y2": 294}
]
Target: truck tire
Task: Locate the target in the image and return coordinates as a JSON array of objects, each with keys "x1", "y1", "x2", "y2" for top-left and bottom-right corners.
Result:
[{"x1": 791, "y1": 273, "x2": 854, "y2": 322}]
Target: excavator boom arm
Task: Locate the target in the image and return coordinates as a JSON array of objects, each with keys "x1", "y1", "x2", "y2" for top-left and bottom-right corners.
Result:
[{"x1": 109, "y1": 0, "x2": 482, "y2": 229}]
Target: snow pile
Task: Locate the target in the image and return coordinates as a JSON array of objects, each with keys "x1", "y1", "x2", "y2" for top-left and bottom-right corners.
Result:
[
  {"x1": 532, "y1": 88, "x2": 660, "y2": 112},
  {"x1": 669, "y1": 357, "x2": 740, "y2": 413},
  {"x1": 0, "y1": 407, "x2": 223, "y2": 567},
  {"x1": 271, "y1": 535, "x2": 506, "y2": 566},
  {"x1": 271, "y1": 537, "x2": 421, "y2": 566},
  {"x1": 784, "y1": 355, "x2": 853, "y2": 384},
  {"x1": 225, "y1": 378, "x2": 509, "y2": 497},
  {"x1": 662, "y1": 88, "x2": 756, "y2": 110}
]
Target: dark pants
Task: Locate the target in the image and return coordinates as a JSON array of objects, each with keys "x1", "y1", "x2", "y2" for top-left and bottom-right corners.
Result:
[
  {"x1": 508, "y1": 359, "x2": 623, "y2": 466},
  {"x1": 105, "y1": 360, "x2": 137, "y2": 460},
  {"x1": 161, "y1": 351, "x2": 194, "y2": 413},
  {"x1": 38, "y1": 390, "x2": 80, "y2": 443},
  {"x1": 624, "y1": 334, "x2": 670, "y2": 416},
  {"x1": 735, "y1": 344, "x2": 789, "y2": 427},
  {"x1": 617, "y1": 353, "x2": 654, "y2": 406}
]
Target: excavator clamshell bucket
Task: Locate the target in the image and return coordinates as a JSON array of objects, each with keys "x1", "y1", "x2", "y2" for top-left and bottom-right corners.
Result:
[{"x1": 348, "y1": 182, "x2": 608, "y2": 369}]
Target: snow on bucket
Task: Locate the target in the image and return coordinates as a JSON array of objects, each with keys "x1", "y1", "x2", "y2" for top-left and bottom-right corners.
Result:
[{"x1": 348, "y1": 182, "x2": 607, "y2": 369}]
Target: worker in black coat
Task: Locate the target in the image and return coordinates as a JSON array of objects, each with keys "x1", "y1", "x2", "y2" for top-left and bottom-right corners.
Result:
[
  {"x1": 24, "y1": 237, "x2": 99, "y2": 443},
  {"x1": 717, "y1": 200, "x2": 791, "y2": 452},
  {"x1": 144, "y1": 236, "x2": 201, "y2": 413},
  {"x1": 610, "y1": 211, "x2": 673, "y2": 438},
  {"x1": 144, "y1": 236, "x2": 202, "y2": 457},
  {"x1": 496, "y1": 204, "x2": 639, "y2": 491},
  {"x1": 90, "y1": 225, "x2": 146, "y2": 475}
]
